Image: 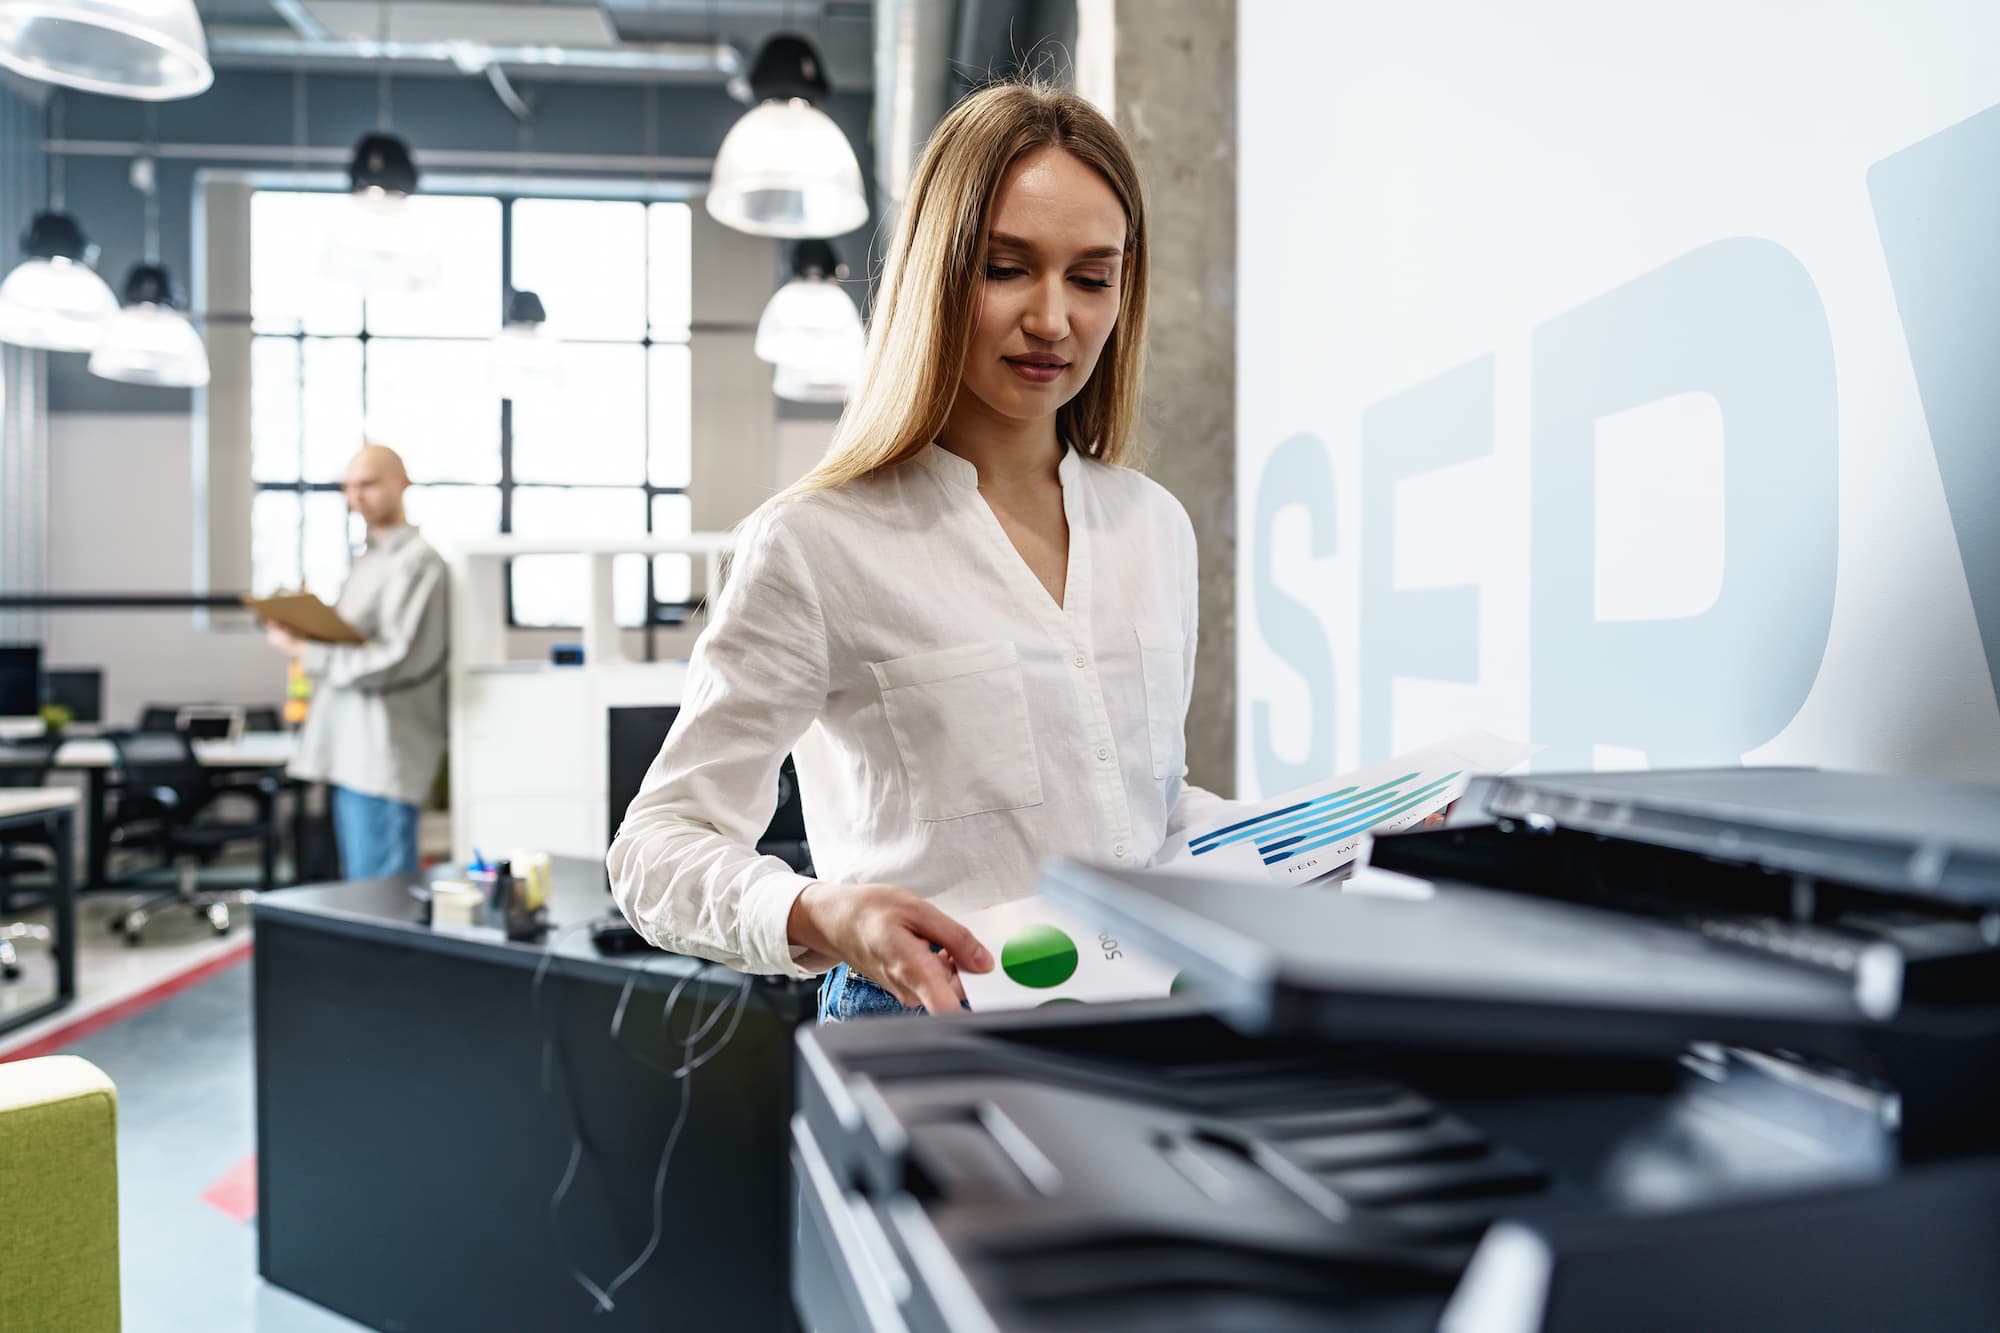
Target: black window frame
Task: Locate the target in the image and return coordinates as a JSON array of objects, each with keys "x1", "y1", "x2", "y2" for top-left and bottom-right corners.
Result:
[{"x1": 248, "y1": 189, "x2": 698, "y2": 630}]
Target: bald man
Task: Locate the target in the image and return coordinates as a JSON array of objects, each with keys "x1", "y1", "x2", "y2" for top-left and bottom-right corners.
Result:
[{"x1": 265, "y1": 445, "x2": 448, "y2": 879}]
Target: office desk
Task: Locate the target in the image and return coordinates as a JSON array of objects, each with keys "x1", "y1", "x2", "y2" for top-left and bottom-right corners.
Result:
[
  {"x1": 0, "y1": 788, "x2": 78, "y2": 1037},
  {"x1": 0, "y1": 732, "x2": 298, "y2": 887},
  {"x1": 254, "y1": 857, "x2": 816, "y2": 1333}
]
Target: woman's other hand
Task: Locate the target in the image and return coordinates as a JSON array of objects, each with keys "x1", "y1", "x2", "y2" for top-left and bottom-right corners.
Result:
[{"x1": 788, "y1": 882, "x2": 993, "y2": 1013}]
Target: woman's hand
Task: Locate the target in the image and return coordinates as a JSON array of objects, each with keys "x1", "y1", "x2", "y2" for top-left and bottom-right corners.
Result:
[{"x1": 788, "y1": 882, "x2": 993, "y2": 1013}]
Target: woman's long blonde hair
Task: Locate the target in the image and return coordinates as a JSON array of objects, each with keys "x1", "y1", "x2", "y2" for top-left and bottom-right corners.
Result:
[{"x1": 781, "y1": 80, "x2": 1149, "y2": 498}]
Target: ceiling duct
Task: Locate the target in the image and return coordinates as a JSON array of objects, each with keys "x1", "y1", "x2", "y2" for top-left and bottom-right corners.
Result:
[{"x1": 204, "y1": 31, "x2": 740, "y2": 82}]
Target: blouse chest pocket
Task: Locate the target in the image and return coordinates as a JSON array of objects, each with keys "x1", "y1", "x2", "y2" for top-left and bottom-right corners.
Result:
[
  {"x1": 871, "y1": 641, "x2": 1045, "y2": 821},
  {"x1": 1134, "y1": 624, "x2": 1186, "y2": 781}
]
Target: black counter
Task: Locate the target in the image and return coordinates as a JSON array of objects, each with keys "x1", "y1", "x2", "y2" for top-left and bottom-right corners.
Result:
[{"x1": 255, "y1": 857, "x2": 815, "y2": 1333}]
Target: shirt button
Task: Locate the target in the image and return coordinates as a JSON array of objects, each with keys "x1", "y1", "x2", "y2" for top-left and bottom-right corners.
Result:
[
  {"x1": 1072, "y1": 653, "x2": 1087, "y2": 669},
  {"x1": 1096, "y1": 745, "x2": 1111, "y2": 761},
  {"x1": 1113, "y1": 843, "x2": 1128, "y2": 859}
]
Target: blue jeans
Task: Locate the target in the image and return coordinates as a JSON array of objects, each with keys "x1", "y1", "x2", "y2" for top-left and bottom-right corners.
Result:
[
  {"x1": 331, "y1": 785, "x2": 421, "y2": 880},
  {"x1": 817, "y1": 963, "x2": 922, "y2": 1024}
]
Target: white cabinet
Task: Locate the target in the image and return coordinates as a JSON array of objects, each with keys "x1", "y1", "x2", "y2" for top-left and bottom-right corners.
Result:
[{"x1": 444, "y1": 535, "x2": 731, "y2": 866}]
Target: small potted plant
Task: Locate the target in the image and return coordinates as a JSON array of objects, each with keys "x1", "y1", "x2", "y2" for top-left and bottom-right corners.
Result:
[{"x1": 37, "y1": 702, "x2": 73, "y2": 738}]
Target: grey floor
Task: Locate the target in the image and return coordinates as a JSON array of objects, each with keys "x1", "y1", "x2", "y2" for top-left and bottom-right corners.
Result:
[{"x1": 58, "y1": 962, "x2": 366, "y2": 1333}]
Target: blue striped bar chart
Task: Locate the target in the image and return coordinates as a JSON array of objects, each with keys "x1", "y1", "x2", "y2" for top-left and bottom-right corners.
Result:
[{"x1": 1190, "y1": 768, "x2": 1465, "y2": 878}]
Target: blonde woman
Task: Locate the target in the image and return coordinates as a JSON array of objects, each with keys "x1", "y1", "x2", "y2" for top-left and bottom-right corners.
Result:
[{"x1": 609, "y1": 80, "x2": 1237, "y2": 1021}]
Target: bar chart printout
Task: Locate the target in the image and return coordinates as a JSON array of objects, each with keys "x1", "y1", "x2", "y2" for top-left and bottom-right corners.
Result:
[{"x1": 1171, "y1": 730, "x2": 1540, "y2": 885}]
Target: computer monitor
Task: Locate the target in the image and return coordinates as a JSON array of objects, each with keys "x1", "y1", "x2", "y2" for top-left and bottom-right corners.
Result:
[
  {"x1": 41, "y1": 668, "x2": 102, "y2": 724},
  {"x1": 606, "y1": 705, "x2": 810, "y2": 874},
  {"x1": 0, "y1": 644, "x2": 40, "y2": 717},
  {"x1": 608, "y1": 705, "x2": 680, "y2": 853}
]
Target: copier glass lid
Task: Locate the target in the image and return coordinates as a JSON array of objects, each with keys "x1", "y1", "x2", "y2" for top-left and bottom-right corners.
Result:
[
  {"x1": 1039, "y1": 858, "x2": 1933, "y2": 1060},
  {"x1": 1480, "y1": 768, "x2": 2000, "y2": 908}
]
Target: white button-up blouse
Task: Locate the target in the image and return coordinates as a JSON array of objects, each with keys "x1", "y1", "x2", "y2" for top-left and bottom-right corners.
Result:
[{"x1": 607, "y1": 442, "x2": 1235, "y2": 978}]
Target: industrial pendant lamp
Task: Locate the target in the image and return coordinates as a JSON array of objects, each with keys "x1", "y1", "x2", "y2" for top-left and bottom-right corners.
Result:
[
  {"x1": 0, "y1": 0, "x2": 214, "y2": 101},
  {"x1": 323, "y1": 55, "x2": 433, "y2": 294},
  {"x1": 347, "y1": 131, "x2": 419, "y2": 201},
  {"x1": 707, "y1": 34, "x2": 867, "y2": 239},
  {"x1": 0, "y1": 210, "x2": 117, "y2": 350},
  {"x1": 89, "y1": 155, "x2": 207, "y2": 386},
  {"x1": 772, "y1": 360, "x2": 853, "y2": 404},
  {"x1": 755, "y1": 239, "x2": 863, "y2": 383},
  {"x1": 490, "y1": 288, "x2": 562, "y2": 398},
  {"x1": 0, "y1": 111, "x2": 117, "y2": 352},
  {"x1": 89, "y1": 262, "x2": 207, "y2": 385}
]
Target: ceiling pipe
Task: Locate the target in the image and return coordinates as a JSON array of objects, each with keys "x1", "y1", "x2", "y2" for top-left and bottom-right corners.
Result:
[
  {"x1": 43, "y1": 136, "x2": 710, "y2": 179},
  {"x1": 485, "y1": 64, "x2": 532, "y2": 122},
  {"x1": 269, "y1": 0, "x2": 328, "y2": 41},
  {"x1": 204, "y1": 30, "x2": 743, "y2": 80}
]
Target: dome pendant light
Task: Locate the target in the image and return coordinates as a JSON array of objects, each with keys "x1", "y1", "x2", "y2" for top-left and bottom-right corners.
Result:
[
  {"x1": 0, "y1": 209, "x2": 118, "y2": 352},
  {"x1": 347, "y1": 131, "x2": 419, "y2": 201},
  {"x1": 88, "y1": 151, "x2": 209, "y2": 386},
  {"x1": 772, "y1": 361, "x2": 854, "y2": 405},
  {"x1": 324, "y1": 53, "x2": 434, "y2": 295},
  {"x1": 325, "y1": 128, "x2": 435, "y2": 294},
  {"x1": 756, "y1": 238, "x2": 863, "y2": 388},
  {"x1": 0, "y1": 0, "x2": 214, "y2": 101},
  {"x1": 707, "y1": 34, "x2": 868, "y2": 239},
  {"x1": 491, "y1": 288, "x2": 562, "y2": 399},
  {"x1": 89, "y1": 261, "x2": 209, "y2": 386}
]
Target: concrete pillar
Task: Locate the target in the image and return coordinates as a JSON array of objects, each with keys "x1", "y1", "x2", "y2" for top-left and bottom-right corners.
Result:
[
  {"x1": 688, "y1": 206, "x2": 779, "y2": 541},
  {"x1": 1090, "y1": 0, "x2": 1239, "y2": 796}
]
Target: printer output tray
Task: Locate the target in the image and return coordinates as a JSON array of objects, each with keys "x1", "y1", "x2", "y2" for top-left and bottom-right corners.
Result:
[{"x1": 794, "y1": 1007, "x2": 2000, "y2": 1333}]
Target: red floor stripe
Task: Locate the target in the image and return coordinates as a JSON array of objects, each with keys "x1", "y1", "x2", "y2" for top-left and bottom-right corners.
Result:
[
  {"x1": 0, "y1": 936, "x2": 255, "y2": 1064},
  {"x1": 202, "y1": 1153, "x2": 259, "y2": 1224}
]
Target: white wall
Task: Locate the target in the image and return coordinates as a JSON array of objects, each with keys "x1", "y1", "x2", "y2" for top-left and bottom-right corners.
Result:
[
  {"x1": 1237, "y1": 0, "x2": 2000, "y2": 794},
  {"x1": 775, "y1": 416, "x2": 837, "y2": 491},
  {"x1": 45, "y1": 413, "x2": 284, "y2": 723}
]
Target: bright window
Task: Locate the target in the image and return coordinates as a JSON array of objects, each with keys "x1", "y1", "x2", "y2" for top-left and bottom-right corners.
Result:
[{"x1": 248, "y1": 191, "x2": 697, "y2": 628}]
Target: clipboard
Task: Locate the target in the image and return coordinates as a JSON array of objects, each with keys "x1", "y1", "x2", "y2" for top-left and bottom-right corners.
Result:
[{"x1": 243, "y1": 591, "x2": 365, "y2": 645}]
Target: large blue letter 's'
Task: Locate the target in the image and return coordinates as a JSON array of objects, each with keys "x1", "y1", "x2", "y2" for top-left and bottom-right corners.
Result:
[{"x1": 1252, "y1": 433, "x2": 1338, "y2": 793}]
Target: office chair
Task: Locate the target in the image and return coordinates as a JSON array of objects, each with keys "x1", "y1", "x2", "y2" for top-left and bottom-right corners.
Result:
[
  {"x1": 759, "y1": 756, "x2": 814, "y2": 875},
  {"x1": 0, "y1": 735, "x2": 61, "y2": 980},
  {"x1": 102, "y1": 730, "x2": 281, "y2": 943},
  {"x1": 138, "y1": 703, "x2": 281, "y2": 736},
  {"x1": 136, "y1": 705, "x2": 179, "y2": 734}
]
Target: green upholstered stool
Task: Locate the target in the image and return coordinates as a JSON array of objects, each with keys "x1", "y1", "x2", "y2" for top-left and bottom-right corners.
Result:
[{"x1": 0, "y1": 1055, "x2": 121, "y2": 1333}]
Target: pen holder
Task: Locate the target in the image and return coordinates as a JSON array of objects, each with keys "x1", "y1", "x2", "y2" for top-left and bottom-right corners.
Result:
[
  {"x1": 501, "y1": 851, "x2": 553, "y2": 942},
  {"x1": 465, "y1": 868, "x2": 503, "y2": 929},
  {"x1": 503, "y1": 892, "x2": 548, "y2": 943},
  {"x1": 489, "y1": 858, "x2": 548, "y2": 943}
]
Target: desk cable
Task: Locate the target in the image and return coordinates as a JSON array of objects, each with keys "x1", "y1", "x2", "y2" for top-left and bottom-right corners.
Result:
[{"x1": 531, "y1": 928, "x2": 753, "y2": 1316}]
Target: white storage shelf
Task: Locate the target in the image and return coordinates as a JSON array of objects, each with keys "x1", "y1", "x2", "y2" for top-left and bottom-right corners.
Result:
[{"x1": 445, "y1": 534, "x2": 733, "y2": 867}]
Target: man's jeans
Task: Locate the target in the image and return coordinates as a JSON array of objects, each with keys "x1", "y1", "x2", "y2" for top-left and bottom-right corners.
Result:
[{"x1": 331, "y1": 785, "x2": 421, "y2": 880}]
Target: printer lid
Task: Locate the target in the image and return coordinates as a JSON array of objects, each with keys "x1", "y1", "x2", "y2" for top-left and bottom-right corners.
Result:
[
  {"x1": 1040, "y1": 857, "x2": 1954, "y2": 1060},
  {"x1": 1477, "y1": 768, "x2": 2000, "y2": 907}
]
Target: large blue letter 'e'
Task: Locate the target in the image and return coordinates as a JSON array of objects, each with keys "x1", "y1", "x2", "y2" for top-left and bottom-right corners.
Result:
[{"x1": 1359, "y1": 356, "x2": 1491, "y2": 764}]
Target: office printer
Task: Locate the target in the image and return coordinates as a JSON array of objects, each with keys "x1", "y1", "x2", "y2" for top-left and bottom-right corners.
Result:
[{"x1": 792, "y1": 768, "x2": 2000, "y2": 1332}]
